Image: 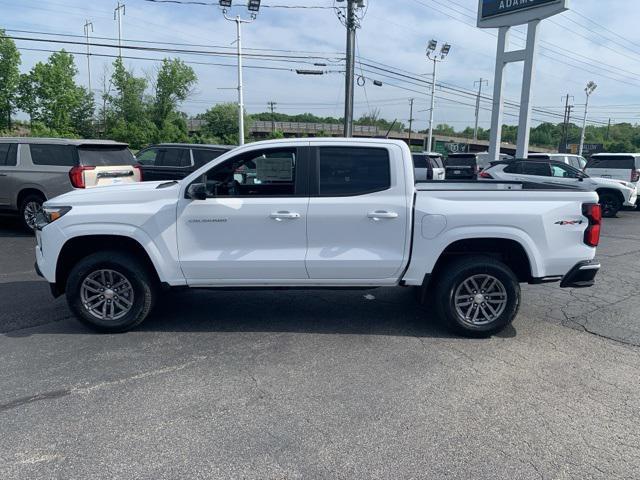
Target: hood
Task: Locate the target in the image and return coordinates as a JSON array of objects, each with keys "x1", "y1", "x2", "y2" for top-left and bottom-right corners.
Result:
[
  {"x1": 45, "y1": 181, "x2": 181, "y2": 207},
  {"x1": 590, "y1": 177, "x2": 636, "y2": 191}
]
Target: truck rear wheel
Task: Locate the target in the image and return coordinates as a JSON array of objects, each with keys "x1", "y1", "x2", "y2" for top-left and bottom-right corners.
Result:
[
  {"x1": 66, "y1": 251, "x2": 157, "y2": 333},
  {"x1": 434, "y1": 256, "x2": 520, "y2": 338}
]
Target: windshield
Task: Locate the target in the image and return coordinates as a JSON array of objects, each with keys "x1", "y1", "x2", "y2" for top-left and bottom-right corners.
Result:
[{"x1": 78, "y1": 146, "x2": 136, "y2": 167}]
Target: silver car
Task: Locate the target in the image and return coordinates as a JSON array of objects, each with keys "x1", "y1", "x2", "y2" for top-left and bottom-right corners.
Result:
[{"x1": 0, "y1": 138, "x2": 141, "y2": 232}]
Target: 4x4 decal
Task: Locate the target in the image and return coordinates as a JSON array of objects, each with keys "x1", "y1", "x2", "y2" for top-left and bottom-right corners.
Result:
[{"x1": 555, "y1": 220, "x2": 584, "y2": 226}]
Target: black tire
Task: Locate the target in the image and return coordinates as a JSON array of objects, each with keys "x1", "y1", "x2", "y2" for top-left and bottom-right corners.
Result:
[
  {"x1": 598, "y1": 192, "x2": 621, "y2": 218},
  {"x1": 66, "y1": 251, "x2": 157, "y2": 333},
  {"x1": 433, "y1": 256, "x2": 520, "y2": 338},
  {"x1": 19, "y1": 193, "x2": 45, "y2": 233}
]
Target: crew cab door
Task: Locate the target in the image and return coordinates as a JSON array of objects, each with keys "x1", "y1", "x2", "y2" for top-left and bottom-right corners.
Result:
[
  {"x1": 176, "y1": 144, "x2": 310, "y2": 283},
  {"x1": 305, "y1": 144, "x2": 410, "y2": 280}
]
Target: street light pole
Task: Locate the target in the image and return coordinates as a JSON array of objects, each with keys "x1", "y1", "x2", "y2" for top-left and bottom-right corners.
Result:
[
  {"x1": 424, "y1": 40, "x2": 451, "y2": 152},
  {"x1": 579, "y1": 81, "x2": 597, "y2": 156},
  {"x1": 83, "y1": 20, "x2": 94, "y2": 94},
  {"x1": 219, "y1": 0, "x2": 261, "y2": 146},
  {"x1": 473, "y1": 78, "x2": 488, "y2": 141},
  {"x1": 426, "y1": 57, "x2": 437, "y2": 152}
]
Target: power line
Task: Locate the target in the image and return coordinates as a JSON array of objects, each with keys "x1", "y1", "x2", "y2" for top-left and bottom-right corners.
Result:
[{"x1": 142, "y1": 0, "x2": 336, "y2": 8}]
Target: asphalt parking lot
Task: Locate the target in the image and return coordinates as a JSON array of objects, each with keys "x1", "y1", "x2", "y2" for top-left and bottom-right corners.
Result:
[{"x1": 1, "y1": 213, "x2": 639, "y2": 479}]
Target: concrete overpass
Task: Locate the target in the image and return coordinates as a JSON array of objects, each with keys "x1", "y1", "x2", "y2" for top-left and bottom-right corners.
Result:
[{"x1": 186, "y1": 119, "x2": 554, "y2": 155}]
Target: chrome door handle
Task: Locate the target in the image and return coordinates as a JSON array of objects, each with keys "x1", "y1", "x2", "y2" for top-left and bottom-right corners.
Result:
[
  {"x1": 270, "y1": 211, "x2": 301, "y2": 221},
  {"x1": 368, "y1": 210, "x2": 399, "y2": 221},
  {"x1": 0, "y1": 173, "x2": 6, "y2": 177}
]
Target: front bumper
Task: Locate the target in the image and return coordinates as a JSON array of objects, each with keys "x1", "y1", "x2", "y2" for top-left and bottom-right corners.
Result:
[{"x1": 560, "y1": 260, "x2": 600, "y2": 289}]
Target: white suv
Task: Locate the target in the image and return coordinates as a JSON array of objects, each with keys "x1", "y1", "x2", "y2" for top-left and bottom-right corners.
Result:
[
  {"x1": 482, "y1": 159, "x2": 637, "y2": 217},
  {"x1": 585, "y1": 154, "x2": 640, "y2": 208}
]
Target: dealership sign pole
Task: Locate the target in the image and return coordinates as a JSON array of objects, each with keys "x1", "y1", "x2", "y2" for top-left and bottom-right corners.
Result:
[{"x1": 479, "y1": 0, "x2": 569, "y2": 160}]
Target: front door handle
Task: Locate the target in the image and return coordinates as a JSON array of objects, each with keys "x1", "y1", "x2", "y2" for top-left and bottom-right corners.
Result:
[
  {"x1": 368, "y1": 210, "x2": 399, "y2": 221},
  {"x1": 270, "y1": 211, "x2": 301, "y2": 221},
  {"x1": 0, "y1": 173, "x2": 6, "y2": 177}
]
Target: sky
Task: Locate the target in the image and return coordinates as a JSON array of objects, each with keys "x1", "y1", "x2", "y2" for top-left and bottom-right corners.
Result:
[{"x1": 3, "y1": 0, "x2": 640, "y2": 132}]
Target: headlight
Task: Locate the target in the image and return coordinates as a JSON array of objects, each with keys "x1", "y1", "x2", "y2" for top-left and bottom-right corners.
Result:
[{"x1": 37, "y1": 206, "x2": 72, "y2": 229}]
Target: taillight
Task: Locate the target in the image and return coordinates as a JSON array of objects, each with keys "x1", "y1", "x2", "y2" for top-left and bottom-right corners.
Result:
[
  {"x1": 479, "y1": 171, "x2": 493, "y2": 179},
  {"x1": 583, "y1": 203, "x2": 602, "y2": 247},
  {"x1": 68, "y1": 165, "x2": 95, "y2": 189},
  {"x1": 134, "y1": 165, "x2": 143, "y2": 181},
  {"x1": 631, "y1": 170, "x2": 639, "y2": 182}
]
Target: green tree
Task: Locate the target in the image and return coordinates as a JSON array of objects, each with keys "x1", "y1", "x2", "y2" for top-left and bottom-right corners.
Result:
[
  {"x1": 151, "y1": 58, "x2": 196, "y2": 143},
  {"x1": 104, "y1": 58, "x2": 156, "y2": 148},
  {"x1": 17, "y1": 50, "x2": 94, "y2": 136},
  {"x1": 0, "y1": 29, "x2": 21, "y2": 130},
  {"x1": 199, "y1": 102, "x2": 251, "y2": 145}
]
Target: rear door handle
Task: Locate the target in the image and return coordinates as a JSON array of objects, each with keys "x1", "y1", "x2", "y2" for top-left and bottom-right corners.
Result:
[
  {"x1": 270, "y1": 211, "x2": 301, "y2": 221},
  {"x1": 0, "y1": 173, "x2": 6, "y2": 177},
  {"x1": 368, "y1": 210, "x2": 399, "y2": 221}
]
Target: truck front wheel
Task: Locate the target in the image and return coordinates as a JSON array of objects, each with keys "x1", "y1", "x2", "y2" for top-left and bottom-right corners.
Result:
[
  {"x1": 65, "y1": 251, "x2": 157, "y2": 333},
  {"x1": 434, "y1": 256, "x2": 520, "y2": 338}
]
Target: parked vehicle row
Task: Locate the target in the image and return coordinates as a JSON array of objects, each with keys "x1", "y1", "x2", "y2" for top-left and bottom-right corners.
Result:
[{"x1": 34, "y1": 138, "x2": 602, "y2": 338}]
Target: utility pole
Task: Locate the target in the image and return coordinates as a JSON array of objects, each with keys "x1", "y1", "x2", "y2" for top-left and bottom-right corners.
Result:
[
  {"x1": 219, "y1": 1, "x2": 262, "y2": 146},
  {"x1": 114, "y1": 2, "x2": 125, "y2": 57},
  {"x1": 606, "y1": 118, "x2": 611, "y2": 141},
  {"x1": 424, "y1": 40, "x2": 451, "y2": 152},
  {"x1": 561, "y1": 94, "x2": 574, "y2": 153},
  {"x1": 473, "y1": 78, "x2": 488, "y2": 141},
  {"x1": 268, "y1": 101, "x2": 277, "y2": 134},
  {"x1": 343, "y1": 0, "x2": 359, "y2": 137},
  {"x1": 579, "y1": 81, "x2": 597, "y2": 156},
  {"x1": 83, "y1": 20, "x2": 94, "y2": 94},
  {"x1": 407, "y1": 98, "x2": 415, "y2": 148}
]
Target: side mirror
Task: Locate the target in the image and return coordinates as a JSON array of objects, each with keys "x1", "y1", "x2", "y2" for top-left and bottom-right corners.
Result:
[{"x1": 187, "y1": 183, "x2": 208, "y2": 200}]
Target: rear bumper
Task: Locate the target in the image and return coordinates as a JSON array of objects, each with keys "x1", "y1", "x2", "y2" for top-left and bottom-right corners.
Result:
[{"x1": 560, "y1": 260, "x2": 600, "y2": 289}]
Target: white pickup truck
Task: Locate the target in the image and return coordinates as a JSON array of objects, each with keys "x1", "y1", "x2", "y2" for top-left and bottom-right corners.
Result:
[{"x1": 34, "y1": 139, "x2": 602, "y2": 337}]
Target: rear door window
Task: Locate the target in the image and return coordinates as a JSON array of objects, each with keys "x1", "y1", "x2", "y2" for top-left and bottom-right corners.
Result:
[
  {"x1": 157, "y1": 148, "x2": 188, "y2": 168},
  {"x1": 319, "y1": 147, "x2": 390, "y2": 196},
  {"x1": 522, "y1": 162, "x2": 552, "y2": 176},
  {"x1": 78, "y1": 146, "x2": 135, "y2": 166},
  {"x1": 587, "y1": 156, "x2": 634, "y2": 169},
  {"x1": 503, "y1": 163, "x2": 522, "y2": 174},
  {"x1": 30, "y1": 144, "x2": 76, "y2": 166}
]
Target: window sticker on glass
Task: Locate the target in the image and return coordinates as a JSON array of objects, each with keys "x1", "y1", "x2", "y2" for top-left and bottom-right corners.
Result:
[{"x1": 256, "y1": 156, "x2": 293, "y2": 182}]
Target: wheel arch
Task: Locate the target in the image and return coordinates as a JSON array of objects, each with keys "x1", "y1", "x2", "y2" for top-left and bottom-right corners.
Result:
[
  {"x1": 55, "y1": 234, "x2": 162, "y2": 295},
  {"x1": 17, "y1": 187, "x2": 46, "y2": 209},
  {"x1": 430, "y1": 238, "x2": 534, "y2": 285},
  {"x1": 595, "y1": 187, "x2": 624, "y2": 204}
]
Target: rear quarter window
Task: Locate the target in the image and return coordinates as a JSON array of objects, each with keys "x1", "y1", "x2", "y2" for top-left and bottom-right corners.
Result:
[
  {"x1": 30, "y1": 144, "x2": 76, "y2": 167},
  {"x1": 78, "y1": 146, "x2": 135, "y2": 167},
  {"x1": 587, "y1": 156, "x2": 634, "y2": 169}
]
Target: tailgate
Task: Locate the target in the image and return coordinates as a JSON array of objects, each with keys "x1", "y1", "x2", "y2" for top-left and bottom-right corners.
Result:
[{"x1": 85, "y1": 165, "x2": 141, "y2": 187}]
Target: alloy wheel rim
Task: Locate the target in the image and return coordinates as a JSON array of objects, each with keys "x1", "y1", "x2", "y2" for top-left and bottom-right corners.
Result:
[
  {"x1": 454, "y1": 274, "x2": 508, "y2": 326},
  {"x1": 80, "y1": 269, "x2": 135, "y2": 321},
  {"x1": 23, "y1": 201, "x2": 42, "y2": 230}
]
